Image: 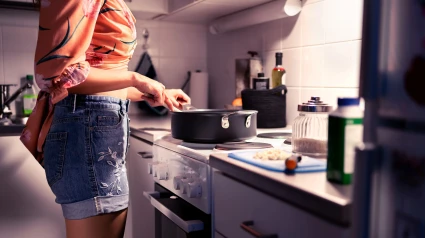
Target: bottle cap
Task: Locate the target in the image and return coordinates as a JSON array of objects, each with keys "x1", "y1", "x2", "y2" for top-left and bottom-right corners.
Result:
[
  {"x1": 257, "y1": 72, "x2": 265, "y2": 77},
  {"x1": 26, "y1": 75, "x2": 33, "y2": 80},
  {"x1": 298, "y1": 96, "x2": 333, "y2": 112},
  {"x1": 337, "y1": 98, "x2": 360, "y2": 106},
  {"x1": 275, "y1": 52, "x2": 283, "y2": 57}
]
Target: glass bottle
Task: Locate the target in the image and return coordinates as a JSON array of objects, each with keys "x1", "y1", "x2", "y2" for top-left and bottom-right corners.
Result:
[{"x1": 271, "y1": 52, "x2": 286, "y2": 88}]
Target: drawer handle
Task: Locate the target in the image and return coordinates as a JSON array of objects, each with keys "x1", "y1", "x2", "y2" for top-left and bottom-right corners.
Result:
[
  {"x1": 137, "y1": 151, "x2": 153, "y2": 159},
  {"x1": 240, "y1": 221, "x2": 278, "y2": 238}
]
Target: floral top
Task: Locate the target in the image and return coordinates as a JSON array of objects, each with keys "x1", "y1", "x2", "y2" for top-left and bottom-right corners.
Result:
[{"x1": 20, "y1": 0, "x2": 137, "y2": 165}]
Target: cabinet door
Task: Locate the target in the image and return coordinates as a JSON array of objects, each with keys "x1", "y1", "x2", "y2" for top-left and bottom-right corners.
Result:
[
  {"x1": 124, "y1": 0, "x2": 167, "y2": 16},
  {"x1": 126, "y1": 136, "x2": 155, "y2": 238},
  {"x1": 214, "y1": 172, "x2": 349, "y2": 238}
]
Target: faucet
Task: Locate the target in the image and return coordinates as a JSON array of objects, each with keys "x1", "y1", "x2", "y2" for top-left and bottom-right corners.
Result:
[{"x1": 0, "y1": 83, "x2": 32, "y2": 125}]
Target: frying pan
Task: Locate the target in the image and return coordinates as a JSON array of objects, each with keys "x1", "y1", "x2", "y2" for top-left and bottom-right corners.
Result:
[{"x1": 144, "y1": 93, "x2": 258, "y2": 143}]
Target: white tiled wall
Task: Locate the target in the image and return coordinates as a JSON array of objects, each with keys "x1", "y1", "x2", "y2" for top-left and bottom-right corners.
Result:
[
  {"x1": 0, "y1": 8, "x2": 207, "y2": 115},
  {"x1": 207, "y1": 0, "x2": 364, "y2": 125}
]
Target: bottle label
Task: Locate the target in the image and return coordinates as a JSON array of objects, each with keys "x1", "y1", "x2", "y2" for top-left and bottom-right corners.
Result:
[
  {"x1": 23, "y1": 94, "x2": 37, "y2": 115},
  {"x1": 327, "y1": 116, "x2": 363, "y2": 184}
]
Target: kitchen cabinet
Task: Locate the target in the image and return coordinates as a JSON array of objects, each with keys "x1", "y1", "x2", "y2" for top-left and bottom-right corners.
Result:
[
  {"x1": 0, "y1": 136, "x2": 65, "y2": 238},
  {"x1": 213, "y1": 171, "x2": 350, "y2": 238},
  {"x1": 124, "y1": 0, "x2": 168, "y2": 20},
  {"x1": 155, "y1": 0, "x2": 275, "y2": 24},
  {"x1": 125, "y1": 135, "x2": 155, "y2": 238}
]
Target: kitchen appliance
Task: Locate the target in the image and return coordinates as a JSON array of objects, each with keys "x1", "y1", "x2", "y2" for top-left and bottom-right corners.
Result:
[
  {"x1": 235, "y1": 51, "x2": 262, "y2": 96},
  {"x1": 144, "y1": 130, "x2": 289, "y2": 238},
  {"x1": 170, "y1": 109, "x2": 258, "y2": 143},
  {"x1": 292, "y1": 97, "x2": 333, "y2": 158},
  {"x1": 352, "y1": 1, "x2": 425, "y2": 238}
]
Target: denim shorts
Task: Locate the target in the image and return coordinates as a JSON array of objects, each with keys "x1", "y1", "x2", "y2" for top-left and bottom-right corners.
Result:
[{"x1": 43, "y1": 94, "x2": 130, "y2": 220}]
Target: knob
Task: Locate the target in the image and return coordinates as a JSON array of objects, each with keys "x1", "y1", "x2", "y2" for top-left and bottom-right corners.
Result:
[
  {"x1": 173, "y1": 175, "x2": 185, "y2": 190},
  {"x1": 148, "y1": 162, "x2": 159, "y2": 175},
  {"x1": 187, "y1": 181, "x2": 202, "y2": 198},
  {"x1": 181, "y1": 178, "x2": 194, "y2": 194},
  {"x1": 157, "y1": 166, "x2": 168, "y2": 180}
]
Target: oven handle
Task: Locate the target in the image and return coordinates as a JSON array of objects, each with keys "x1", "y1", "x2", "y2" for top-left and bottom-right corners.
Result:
[{"x1": 143, "y1": 191, "x2": 204, "y2": 233}]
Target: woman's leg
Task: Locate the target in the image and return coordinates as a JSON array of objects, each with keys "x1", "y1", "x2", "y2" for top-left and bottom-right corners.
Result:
[{"x1": 65, "y1": 209, "x2": 128, "y2": 238}]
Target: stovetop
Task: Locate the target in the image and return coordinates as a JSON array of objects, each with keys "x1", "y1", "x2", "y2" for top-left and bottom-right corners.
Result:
[{"x1": 153, "y1": 132, "x2": 291, "y2": 164}]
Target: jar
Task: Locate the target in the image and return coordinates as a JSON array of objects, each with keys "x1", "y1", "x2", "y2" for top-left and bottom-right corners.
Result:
[{"x1": 292, "y1": 97, "x2": 333, "y2": 158}]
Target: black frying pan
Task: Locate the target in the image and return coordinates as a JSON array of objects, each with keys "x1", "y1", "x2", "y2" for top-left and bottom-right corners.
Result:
[{"x1": 170, "y1": 107, "x2": 258, "y2": 143}]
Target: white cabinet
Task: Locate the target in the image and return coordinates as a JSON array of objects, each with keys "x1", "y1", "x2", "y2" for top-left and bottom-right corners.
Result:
[
  {"x1": 124, "y1": 0, "x2": 168, "y2": 20},
  {"x1": 0, "y1": 136, "x2": 65, "y2": 238},
  {"x1": 213, "y1": 172, "x2": 350, "y2": 238},
  {"x1": 125, "y1": 135, "x2": 155, "y2": 238}
]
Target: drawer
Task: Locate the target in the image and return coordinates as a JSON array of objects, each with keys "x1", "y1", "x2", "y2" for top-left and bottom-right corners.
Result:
[{"x1": 213, "y1": 172, "x2": 349, "y2": 238}]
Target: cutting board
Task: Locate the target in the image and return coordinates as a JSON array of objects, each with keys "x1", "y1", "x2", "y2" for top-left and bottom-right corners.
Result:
[{"x1": 228, "y1": 150, "x2": 326, "y2": 173}]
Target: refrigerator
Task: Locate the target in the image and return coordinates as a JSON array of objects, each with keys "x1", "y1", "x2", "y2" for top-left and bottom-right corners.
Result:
[{"x1": 353, "y1": 0, "x2": 425, "y2": 238}]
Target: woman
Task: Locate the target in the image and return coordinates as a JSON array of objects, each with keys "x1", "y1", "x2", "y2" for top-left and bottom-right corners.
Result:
[{"x1": 20, "y1": 0, "x2": 190, "y2": 237}]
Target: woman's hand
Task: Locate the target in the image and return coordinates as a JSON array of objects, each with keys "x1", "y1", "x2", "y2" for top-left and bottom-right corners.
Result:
[
  {"x1": 131, "y1": 73, "x2": 174, "y2": 110},
  {"x1": 165, "y1": 89, "x2": 191, "y2": 110}
]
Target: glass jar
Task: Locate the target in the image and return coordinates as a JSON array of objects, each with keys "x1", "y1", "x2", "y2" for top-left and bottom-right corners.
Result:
[{"x1": 292, "y1": 97, "x2": 333, "y2": 158}]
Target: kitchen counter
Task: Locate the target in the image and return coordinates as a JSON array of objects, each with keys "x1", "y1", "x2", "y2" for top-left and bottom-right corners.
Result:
[
  {"x1": 128, "y1": 112, "x2": 172, "y2": 143},
  {"x1": 210, "y1": 152, "x2": 352, "y2": 227},
  {"x1": 0, "y1": 124, "x2": 25, "y2": 136}
]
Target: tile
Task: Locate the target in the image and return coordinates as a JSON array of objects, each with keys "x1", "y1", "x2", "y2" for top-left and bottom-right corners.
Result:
[
  {"x1": 0, "y1": 9, "x2": 39, "y2": 28},
  {"x1": 134, "y1": 26, "x2": 160, "y2": 57},
  {"x1": 159, "y1": 26, "x2": 207, "y2": 58},
  {"x1": 286, "y1": 87, "x2": 300, "y2": 126},
  {"x1": 324, "y1": 0, "x2": 364, "y2": 43},
  {"x1": 282, "y1": 47, "x2": 301, "y2": 87},
  {"x1": 3, "y1": 52, "x2": 35, "y2": 85},
  {"x1": 2, "y1": 26, "x2": 38, "y2": 53},
  {"x1": 281, "y1": 14, "x2": 302, "y2": 49},
  {"x1": 324, "y1": 40, "x2": 361, "y2": 88},
  {"x1": 157, "y1": 57, "x2": 207, "y2": 89},
  {"x1": 262, "y1": 18, "x2": 282, "y2": 52},
  {"x1": 128, "y1": 54, "x2": 159, "y2": 73},
  {"x1": 302, "y1": 0, "x2": 324, "y2": 5},
  {"x1": 301, "y1": 1, "x2": 325, "y2": 46},
  {"x1": 300, "y1": 45, "x2": 324, "y2": 87},
  {"x1": 300, "y1": 87, "x2": 359, "y2": 108}
]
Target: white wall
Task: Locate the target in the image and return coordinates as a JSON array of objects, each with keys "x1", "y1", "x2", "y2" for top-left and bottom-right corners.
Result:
[
  {"x1": 0, "y1": 8, "x2": 207, "y2": 115},
  {"x1": 207, "y1": 0, "x2": 364, "y2": 125}
]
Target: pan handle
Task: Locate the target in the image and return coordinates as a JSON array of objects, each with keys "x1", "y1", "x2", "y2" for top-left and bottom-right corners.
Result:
[{"x1": 221, "y1": 111, "x2": 256, "y2": 129}]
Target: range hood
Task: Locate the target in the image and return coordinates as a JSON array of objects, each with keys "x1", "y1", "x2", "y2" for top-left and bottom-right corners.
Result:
[{"x1": 0, "y1": 0, "x2": 38, "y2": 11}]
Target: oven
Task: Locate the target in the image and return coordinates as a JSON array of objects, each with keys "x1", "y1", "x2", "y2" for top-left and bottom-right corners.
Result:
[{"x1": 143, "y1": 136, "x2": 213, "y2": 238}]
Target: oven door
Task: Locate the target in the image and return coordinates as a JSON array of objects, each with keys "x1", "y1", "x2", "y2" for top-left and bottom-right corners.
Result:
[{"x1": 143, "y1": 183, "x2": 211, "y2": 238}]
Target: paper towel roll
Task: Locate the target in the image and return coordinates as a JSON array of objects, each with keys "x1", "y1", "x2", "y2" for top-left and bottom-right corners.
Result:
[
  {"x1": 189, "y1": 71, "x2": 208, "y2": 109},
  {"x1": 209, "y1": 0, "x2": 302, "y2": 34}
]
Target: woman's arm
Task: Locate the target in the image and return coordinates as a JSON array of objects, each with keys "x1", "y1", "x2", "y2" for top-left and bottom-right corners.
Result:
[{"x1": 127, "y1": 87, "x2": 191, "y2": 109}]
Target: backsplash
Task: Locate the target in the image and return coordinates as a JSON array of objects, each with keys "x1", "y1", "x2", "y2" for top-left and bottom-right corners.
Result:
[
  {"x1": 0, "y1": 8, "x2": 207, "y2": 115},
  {"x1": 207, "y1": 0, "x2": 364, "y2": 125}
]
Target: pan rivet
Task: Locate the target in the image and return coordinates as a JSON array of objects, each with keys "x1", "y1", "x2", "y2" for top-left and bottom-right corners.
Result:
[
  {"x1": 246, "y1": 115, "x2": 251, "y2": 128},
  {"x1": 222, "y1": 116, "x2": 229, "y2": 129}
]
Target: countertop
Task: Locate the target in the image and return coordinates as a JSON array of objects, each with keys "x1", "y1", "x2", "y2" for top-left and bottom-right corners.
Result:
[
  {"x1": 209, "y1": 152, "x2": 352, "y2": 227},
  {"x1": 128, "y1": 112, "x2": 172, "y2": 143},
  {"x1": 0, "y1": 124, "x2": 25, "y2": 136}
]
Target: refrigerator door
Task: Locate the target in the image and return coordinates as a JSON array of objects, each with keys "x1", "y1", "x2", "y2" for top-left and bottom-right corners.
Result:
[
  {"x1": 377, "y1": 0, "x2": 425, "y2": 121},
  {"x1": 370, "y1": 128, "x2": 425, "y2": 238}
]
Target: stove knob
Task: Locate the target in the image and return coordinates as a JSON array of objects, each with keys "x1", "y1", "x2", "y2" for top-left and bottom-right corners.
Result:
[
  {"x1": 187, "y1": 181, "x2": 202, "y2": 198},
  {"x1": 181, "y1": 178, "x2": 194, "y2": 194},
  {"x1": 173, "y1": 176, "x2": 185, "y2": 190},
  {"x1": 157, "y1": 166, "x2": 169, "y2": 180},
  {"x1": 148, "y1": 162, "x2": 159, "y2": 175}
]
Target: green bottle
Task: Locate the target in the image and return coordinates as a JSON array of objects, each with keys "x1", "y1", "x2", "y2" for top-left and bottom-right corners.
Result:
[{"x1": 23, "y1": 75, "x2": 37, "y2": 117}]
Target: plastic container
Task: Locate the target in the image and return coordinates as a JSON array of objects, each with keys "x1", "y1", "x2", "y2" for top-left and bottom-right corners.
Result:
[
  {"x1": 326, "y1": 97, "x2": 364, "y2": 185},
  {"x1": 292, "y1": 97, "x2": 333, "y2": 157},
  {"x1": 22, "y1": 75, "x2": 37, "y2": 116}
]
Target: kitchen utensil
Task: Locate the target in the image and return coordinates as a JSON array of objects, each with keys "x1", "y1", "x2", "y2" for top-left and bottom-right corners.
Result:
[
  {"x1": 170, "y1": 108, "x2": 258, "y2": 143},
  {"x1": 292, "y1": 97, "x2": 333, "y2": 158},
  {"x1": 228, "y1": 149, "x2": 326, "y2": 173}
]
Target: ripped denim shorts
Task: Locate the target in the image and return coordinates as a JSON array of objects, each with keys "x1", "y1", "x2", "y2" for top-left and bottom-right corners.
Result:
[{"x1": 43, "y1": 94, "x2": 130, "y2": 220}]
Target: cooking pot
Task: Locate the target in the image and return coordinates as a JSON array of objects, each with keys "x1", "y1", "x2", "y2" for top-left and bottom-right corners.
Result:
[{"x1": 170, "y1": 108, "x2": 258, "y2": 143}]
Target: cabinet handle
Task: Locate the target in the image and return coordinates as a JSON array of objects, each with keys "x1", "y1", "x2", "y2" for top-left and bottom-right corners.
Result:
[
  {"x1": 240, "y1": 221, "x2": 278, "y2": 238},
  {"x1": 137, "y1": 151, "x2": 153, "y2": 159}
]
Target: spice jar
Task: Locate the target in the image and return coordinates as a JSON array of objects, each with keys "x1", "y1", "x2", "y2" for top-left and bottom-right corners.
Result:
[{"x1": 292, "y1": 97, "x2": 333, "y2": 158}]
